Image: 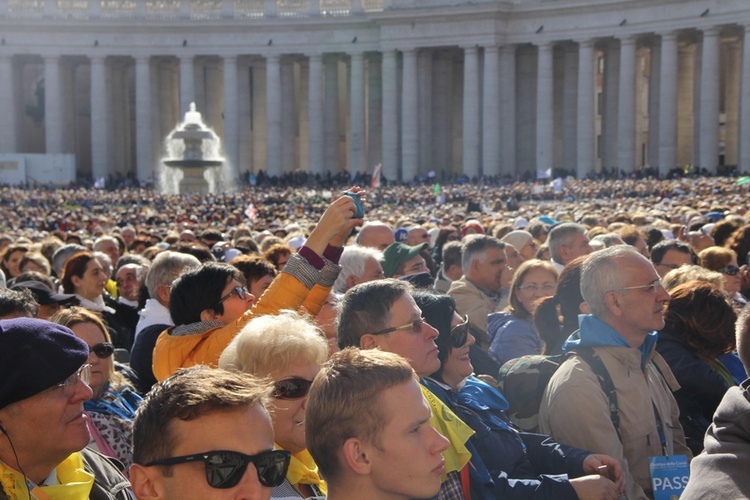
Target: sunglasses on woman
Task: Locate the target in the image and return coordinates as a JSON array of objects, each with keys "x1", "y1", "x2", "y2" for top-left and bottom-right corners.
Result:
[
  {"x1": 211, "y1": 286, "x2": 249, "y2": 309},
  {"x1": 450, "y1": 315, "x2": 470, "y2": 348},
  {"x1": 146, "y1": 449, "x2": 291, "y2": 489},
  {"x1": 90, "y1": 342, "x2": 114, "y2": 359},
  {"x1": 719, "y1": 265, "x2": 740, "y2": 276},
  {"x1": 272, "y1": 377, "x2": 313, "y2": 400}
]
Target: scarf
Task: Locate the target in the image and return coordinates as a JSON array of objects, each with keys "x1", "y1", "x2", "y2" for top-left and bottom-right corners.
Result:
[
  {"x1": 277, "y1": 446, "x2": 327, "y2": 495},
  {"x1": 135, "y1": 299, "x2": 173, "y2": 339},
  {"x1": 420, "y1": 385, "x2": 474, "y2": 479},
  {"x1": 0, "y1": 452, "x2": 94, "y2": 500},
  {"x1": 74, "y1": 294, "x2": 115, "y2": 314}
]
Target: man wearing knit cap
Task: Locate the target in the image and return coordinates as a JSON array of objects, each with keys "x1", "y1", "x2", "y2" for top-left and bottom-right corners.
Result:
[
  {"x1": 0, "y1": 318, "x2": 131, "y2": 499},
  {"x1": 501, "y1": 230, "x2": 539, "y2": 261}
]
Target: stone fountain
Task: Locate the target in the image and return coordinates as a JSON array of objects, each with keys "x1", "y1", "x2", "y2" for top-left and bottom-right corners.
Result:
[{"x1": 162, "y1": 102, "x2": 224, "y2": 194}]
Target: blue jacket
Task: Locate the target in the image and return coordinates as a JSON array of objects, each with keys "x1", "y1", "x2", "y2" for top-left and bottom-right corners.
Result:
[
  {"x1": 423, "y1": 376, "x2": 586, "y2": 500},
  {"x1": 487, "y1": 312, "x2": 544, "y2": 366}
]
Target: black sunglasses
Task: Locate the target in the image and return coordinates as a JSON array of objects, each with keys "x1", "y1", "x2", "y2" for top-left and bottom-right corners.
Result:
[
  {"x1": 450, "y1": 316, "x2": 470, "y2": 348},
  {"x1": 211, "y1": 286, "x2": 249, "y2": 309},
  {"x1": 272, "y1": 378, "x2": 313, "y2": 400},
  {"x1": 719, "y1": 265, "x2": 740, "y2": 276},
  {"x1": 146, "y1": 449, "x2": 291, "y2": 489},
  {"x1": 90, "y1": 342, "x2": 114, "y2": 359}
]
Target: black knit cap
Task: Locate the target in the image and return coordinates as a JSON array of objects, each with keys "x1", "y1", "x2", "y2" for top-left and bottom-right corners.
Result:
[{"x1": 0, "y1": 318, "x2": 89, "y2": 409}]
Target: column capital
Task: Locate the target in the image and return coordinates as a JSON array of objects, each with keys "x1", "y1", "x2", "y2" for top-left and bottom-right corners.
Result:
[
  {"x1": 702, "y1": 26, "x2": 721, "y2": 37},
  {"x1": 401, "y1": 47, "x2": 418, "y2": 56},
  {"x1": 500, "y1": 44, "x2": 517, "y2": 55},
  {"x1": 535, "y1": 41, "x2": 554, "y2": 50},
  {"x1": 619, "y1": 35, "x2": 637, "y2": 45},
  {"x1": 659, "y1": 31, "x2": 679, "y2": 42},
  {"x1": 305, "y1": 51, "x2": 323, "y2": 60},
  {"x1": 348, "y1": 51, "x2": 364, "y2": 60},
  {"x1": 484, "y1": 45, "x2": 499, "y2": 54},
  {"x1": 222, "y1": 54, "x2": 238, "y2": 62},
  {"x1": 575, "y1": 38, "x2": 593, "y2": 48},
  {"x1": 89, "y1": 54, "x2": 106, "y2": 63},
  {"x1": 133, "y1": 55, "x2": 151, "y2": 64}
]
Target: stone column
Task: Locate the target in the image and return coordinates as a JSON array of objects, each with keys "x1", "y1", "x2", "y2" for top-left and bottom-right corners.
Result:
[
  {"x1": 482, "y1": 46, "x2": 500, "y2": 176},
  {"x1": 223, "y1": 55, "x2": 239, "y2": 183},
  {"x1": 463, "y1": 46, "x2": 480, "y2": 178},
  {"x1": 44, "y1": 55, "x2": 64, "y2": 154},
  {"x1": 0, "y1": 55, "x2": 17, "y2": 153},
  {"x1": 741, "y1": 26, "x2": 750, "y2": 173},
  {"x1": 367, "y1": 53, "x2": 383, "y2": 172},
  {"x1": 90, "y1": 56, "x2": 108, "y2": 180},
  {"x1": 699, "y1": 27, "x2": 721, "y2": 173},
  {"x1": 562, "y1": 44, "x2": 578, "y2": 173},
  {"x1": 402, "y1": 48, "x2": 418, "y2": 181},
  {"x1": 324, "y1": 55, "x2": 339, "y2": 173},
  {"x1": 382, "y1": 49, "x2": 398, "y2": 180},
  {"x1": 432, "y1": 50, "x2": 453, "y2": 176},
  {"x1": 602, "y1": 43, "x2": 620, "y2": 172},
  {"x1": 577, "y1": 40, "x2": 595, "y2": 178},
  {"x1": 725, "y1": 43, "x2": 740, "y2": 167},
  {"x1": 265, "y1": 54, "x2": 282, "y2": 177},
  {"x1": 280, "y1": 58, "x2": 295, "y2": 173},
  {"x1": 349, "y1": 51, "x2": 366, "y2": 173},
  {"x1": 658, "y1": 32, "x2": 679, "y2": 175},
  {"x1": 499, "y1": 45, "x2": 516, "y2": 176},
  {"x1": 418, "y1": 50, "x2": 433, "y2": 174},
  {"x1": 536, "y1": 42, "x2": 554, "y2": 176},
  {"x1": 648, "y1": 40, "x2": 661, "y2": 169},
  {"x1": 134, "y1": 56, "x2": 153, "y2": 184},
  {"x1": 179, "y1": 55, "x2": 194, "y2": 114},
  {"x1": 618, "y1": 36, "x2": 637, "y2": 174},
  {"x1": 308, "y1": 53, "x2": 324, "y2": 175}
]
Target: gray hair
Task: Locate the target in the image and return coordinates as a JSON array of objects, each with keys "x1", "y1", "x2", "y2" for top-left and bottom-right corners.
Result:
[
  {"x1": 548, "y1": 223, "x2": 587, "y2": 264},
  {"x1": 461, "y1": 235, "x2": 505, "y2": 274},
  {"x1": 92, "y1": 252, "x2": 113, "y2": 279},
  {"x1": 93, "y1": 235, "x2": 118, "y2": 250},
  {"x1": 51, "y1": 243, "x2": 87, "y2": 277},
  {"x1": 589, "y1": 233, "x2": 624, "y2": 252},
  {"x1": 581, "y1": 245, "x2": 641, "y2": 318},
  {"x1": 145, "y1": 251, "x2": 201, "y2": 299},
  {"x1": 333, "y1": 245, "x2": 384, "y2": 294}
]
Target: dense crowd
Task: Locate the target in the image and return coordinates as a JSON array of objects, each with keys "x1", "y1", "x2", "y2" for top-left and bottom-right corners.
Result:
[{"x1": 1, "y1": 174, "x2": 749, "y2": 500}]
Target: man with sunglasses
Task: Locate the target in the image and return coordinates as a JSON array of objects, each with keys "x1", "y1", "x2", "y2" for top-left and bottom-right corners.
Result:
[
  {"x1": 0, "y1": 318, "x2": 132, "y2": 499},
  {"x1": 130, "y1": 366, "x2": 291, "y2": 500},
  {"x1": 539, "y1": 245, "x2": 691, "y2": 500},
  {"x1": 337, "y1": 279, "x2": 474, "y2": 500}
]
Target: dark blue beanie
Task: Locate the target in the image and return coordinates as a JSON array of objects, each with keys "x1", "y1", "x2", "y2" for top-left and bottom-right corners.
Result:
[{"x1": 0, "y1": 318, "x2": 89, "y2": 409}]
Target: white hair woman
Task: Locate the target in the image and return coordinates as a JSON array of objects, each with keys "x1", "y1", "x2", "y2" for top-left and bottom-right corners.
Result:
[{"x1": 219, "y1": 310, "x2": 328, "y2": 499}]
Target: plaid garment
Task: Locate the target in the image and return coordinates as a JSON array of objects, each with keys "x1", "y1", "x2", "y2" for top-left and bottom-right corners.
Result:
[{"x1": 437, "y1": 470, "x2": 465, "y2": 500}]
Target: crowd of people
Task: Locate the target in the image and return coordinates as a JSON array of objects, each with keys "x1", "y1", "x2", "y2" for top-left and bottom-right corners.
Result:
[{"x1": 1, "y1": 174, "x2": 750, "y2": 499}]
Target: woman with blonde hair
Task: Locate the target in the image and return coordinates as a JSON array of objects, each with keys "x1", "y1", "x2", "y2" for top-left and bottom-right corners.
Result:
[
  {"x1": 219, "y1": 310, "x2": 328, "y2": 499},
  {"x1": 50, "y1": 306, "x2": 142, "y2": 470},
  {"x1": 487, "y1": 259, "x2": 559, "y2": 365}
]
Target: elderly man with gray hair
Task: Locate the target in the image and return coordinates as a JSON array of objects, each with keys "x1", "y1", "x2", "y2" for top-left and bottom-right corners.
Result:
[
  {"x1": 448, "y1": 235, "x2": 507, "y2": 350},
  {"x1": 332, "y1": 245, "x2": 385, "y2": 294},
  {"x1": 129, "y1": 251, "x2": 201, "y2": 393},
  {"x1": 539, "y1": 245, "x2": 691, "y2": 499},
  {"x1": 547, "y1": 222, "x2": 593, "y2": 271}
]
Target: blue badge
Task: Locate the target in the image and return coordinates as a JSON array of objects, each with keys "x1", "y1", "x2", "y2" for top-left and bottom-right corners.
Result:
[{"x1": 648, "y1": 455, "x2": 690, "y2": 500}]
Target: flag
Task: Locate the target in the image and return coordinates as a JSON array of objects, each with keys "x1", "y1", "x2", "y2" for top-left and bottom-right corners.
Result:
[
  {"x1": 434, "y1": 183, "x2": 441, "y2": 196},
  {"x1": 244, "y1": 203, "x2": 257, "y2": 221},
  {"x1": 537, "y1": 168, "x2": 552, "y2": 179},
  {"x1": 371, "y1": 163, "x2": 382, "y2": 189},
  {"x1": 94, "y1": 177, "x2": 105, "y2": 189},
  {"x1": 737, "y1": 177, "x2": 750, "y2": 186}
]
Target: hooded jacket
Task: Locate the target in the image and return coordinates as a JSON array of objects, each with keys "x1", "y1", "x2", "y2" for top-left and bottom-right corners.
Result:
[{"x1": 539, "y1": 315, "x2": 691, "y2": 500}]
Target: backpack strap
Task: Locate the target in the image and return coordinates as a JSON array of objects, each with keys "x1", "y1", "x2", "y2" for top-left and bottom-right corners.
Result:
[{"x1": 569, "y1": 348, "x2": 622, "y2": 442}]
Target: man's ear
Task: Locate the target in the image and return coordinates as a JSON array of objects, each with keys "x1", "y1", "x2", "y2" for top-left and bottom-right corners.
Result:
[
  {"x1": 579, "y1": 301, "x2": 590, "y2": 314},
  {"x1": 347, "y1": 275, "x2": 359, "y2": 290},
  {"x1": 129, "y1": 464, "x2": 163, "y2": 500},
  {"x1": 360, "y1": 334, "x2": 378, "y2": 350},
  {"x1": 557, "y1": 245, "x2": 570, "y2": 263},
  {"x1": 156, "y1": 284, "x2": 171, "y2": 306},
  {"x1": 341, "y1": 437, "x2": 372, "y2": 475},
  {"x1": 603, "y1": 291, "x2": 622, "y2": 317}
]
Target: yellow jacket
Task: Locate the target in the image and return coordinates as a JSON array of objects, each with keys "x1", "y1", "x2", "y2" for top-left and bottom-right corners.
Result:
[{"x1": 153, "y1": 254, "x2": 335, "y2": 381}]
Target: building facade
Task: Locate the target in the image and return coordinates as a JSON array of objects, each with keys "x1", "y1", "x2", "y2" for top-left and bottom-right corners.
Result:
[{"x1": 0, "y1": 0, "x2": 749, "y2": 186}]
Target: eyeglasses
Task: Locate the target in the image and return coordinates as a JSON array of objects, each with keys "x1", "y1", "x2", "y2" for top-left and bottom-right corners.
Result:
[
  {"x1": 718, "y1": 265, "x2": 740, "y2": 276},
  {"x1": 450, "y1": 315, "x2": 470, "y2": 348},
  {"x1": 618, "y1": 278, "x2": 664, "y2": 294},
  {"x1": 90, "y1": 342, "x2": 114, "y2": 359},
  {"x1": 53, "y1": 364, "x2": 92, "y2": 398},
  {"x1": 518, "y1": 283, "x2": 556, "y2": 293},
  {"x1": 370, "y1": 318, "x2": 426, "y2": 336},
  {"x1": 656, "y1": 262, "x2": 682, "y2": 270},
  {"x1": 272, "y1": 378, "x2": 313, "y2": 400},
  {"x1": 211, "y1": 286, "x2": 249, "y2": 309},
  {"x1": 145, "y1": 449, "x2": 291, "y2": 489}
]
